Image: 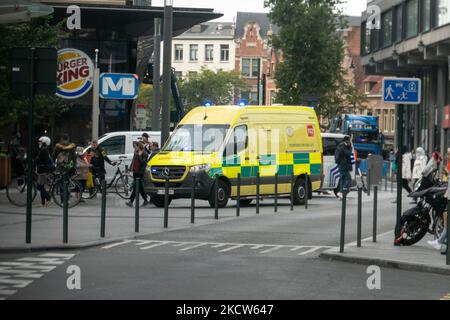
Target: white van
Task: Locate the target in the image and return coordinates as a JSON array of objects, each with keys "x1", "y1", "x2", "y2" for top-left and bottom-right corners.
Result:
[
  {"x1": 320, "y1": 133, "x2": 356, "y2": 196},
  {"x1": 87, "y1": 131, "x2": 161, "y2": 181}
]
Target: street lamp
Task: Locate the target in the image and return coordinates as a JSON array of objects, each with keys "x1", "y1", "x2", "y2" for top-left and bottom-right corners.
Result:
[
  {"x1": 417, "y1": 40, "x2": 425, "y2": 52},
  {"x1": 392, "y1": 50, "x2": 399, "y2": 60},
  {"x1": 368, "y1": 57, "x2": 376, "y2": 67}
]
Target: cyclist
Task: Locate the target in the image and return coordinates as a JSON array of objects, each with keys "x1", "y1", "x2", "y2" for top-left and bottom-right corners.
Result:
[
  {"x1": 87, "y1": 140, "x2": 116, "y2": 184},
  {"x1": 53, "y1": 133, "x2": 77, "y2": 175},
  {"x1": 35, "y1": 136, "x2": 53, "y2": 207}
]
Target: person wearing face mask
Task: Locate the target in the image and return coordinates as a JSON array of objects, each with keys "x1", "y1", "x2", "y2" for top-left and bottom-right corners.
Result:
[
  {"x1": 35, "y1": 136, "x2": 53, "y2": 207},
  {"x1": 74, "y1": 146, "x2": 90, "y2": 202}
]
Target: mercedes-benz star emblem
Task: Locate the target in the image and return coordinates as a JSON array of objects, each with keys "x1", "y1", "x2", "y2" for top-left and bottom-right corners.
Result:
[{"x1": 162, "y1": 167, "x2": 170, "y2": 177}]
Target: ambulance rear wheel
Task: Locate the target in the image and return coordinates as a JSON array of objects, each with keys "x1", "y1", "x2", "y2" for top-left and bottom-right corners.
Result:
[
  {"x1": 208, "y1": 180, "x2": 230, "y2": 208},
  {"x1": 293, "y1": 177, "x2": 307, "y2": 205}
]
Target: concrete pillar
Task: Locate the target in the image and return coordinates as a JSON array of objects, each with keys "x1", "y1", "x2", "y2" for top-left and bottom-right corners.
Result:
[
  {"x1": 437, "y1": 66, "x2": 446, "y2": 156},
  {"x1": 429, "y1": 67, "x2": 437, "y2": 152}
]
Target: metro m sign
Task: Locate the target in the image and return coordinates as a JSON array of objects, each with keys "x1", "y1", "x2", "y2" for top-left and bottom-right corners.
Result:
[{"x1": 99, "y1": 73, "x2": 139, "y2": 100}]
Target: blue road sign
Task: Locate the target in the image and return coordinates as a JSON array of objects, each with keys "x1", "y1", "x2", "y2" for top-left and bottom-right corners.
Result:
[
  {"x1": 382, "y1": 77, "x2": 421, "y2": 105},
  {"x1": 99, "y1": 73, "x2": 139, "y2": 100}
]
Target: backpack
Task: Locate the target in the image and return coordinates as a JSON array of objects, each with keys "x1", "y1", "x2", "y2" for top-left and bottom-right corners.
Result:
[{"x1": 56, "y1": 150, "x2": 73, "y2": 169}]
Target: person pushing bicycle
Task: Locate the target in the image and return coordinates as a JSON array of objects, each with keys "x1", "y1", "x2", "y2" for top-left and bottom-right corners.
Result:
[{"x1": 87, "y1": 140, "x2": 116, "y2": 183}]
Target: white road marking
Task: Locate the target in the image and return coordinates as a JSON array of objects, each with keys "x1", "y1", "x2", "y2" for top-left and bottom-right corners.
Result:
[
  {"x1": 140, "y1": 242, "x2": 170, "y2": 250},
  {"x1": 211, "y1": 244, "x2": 229, "y2": 248},
  {"x1": 218, "y1": 245, "x2": 245, "y2": 253},
  {"x1": 250, "y1": 245, "x2": 266, "y2": 250},
  {"x1": 290, "y1": 246, "x2": 304, "y2": 251},
  {"x1": 102, "y1": 240, "x2": 134, "y2": 249},
  {"x1": 260, "y1": 246, "x2": 282, "y2": 254},
  {"x1": 345, "y1": 230, "x2": 394, "y2": 247},
  {"x1": 298, "y1": 247, "x2": 322, "y2": 256},
  {"x1": 179, "y1": 243, "x2": 209, "y2": 251},
  {"x1": 173, "y1": 242, "x2": 189, "y2": 247},
  {"x1": 0, "y1": 252, "x2": 76, "y2": 300}
]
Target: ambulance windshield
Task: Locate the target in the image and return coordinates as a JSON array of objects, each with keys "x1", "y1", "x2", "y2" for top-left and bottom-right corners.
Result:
[{"x1": 163, "y1": 124, "x2": 230, "y2": 152}]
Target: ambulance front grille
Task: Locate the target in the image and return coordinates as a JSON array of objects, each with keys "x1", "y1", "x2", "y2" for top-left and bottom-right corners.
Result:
[{"x1": 151, "y1": 166, "x2": 186, "y2": 180}]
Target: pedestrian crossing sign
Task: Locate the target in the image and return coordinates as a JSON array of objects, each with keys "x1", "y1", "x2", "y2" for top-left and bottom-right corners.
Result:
[{"x1": 382, "y1": 77, "x2": 421, "y2": 105}]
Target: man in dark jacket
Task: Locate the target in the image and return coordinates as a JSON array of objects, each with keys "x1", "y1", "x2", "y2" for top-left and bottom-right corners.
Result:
[
  {"x1": 126, "y1": 142, "x2": 149, "y2": 207},
  {"x1": 87, "y1": 140, "x2": 115, "y2": 182},
  {"x1": 335, "y1": 136, "x2": 353, "y2": 198}
]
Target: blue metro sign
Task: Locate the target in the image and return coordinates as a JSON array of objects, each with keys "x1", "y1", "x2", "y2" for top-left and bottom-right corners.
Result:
[
  {"x1": 382, "y1": 77, "x2": 421, "y2": 105},
  {"x1": 99, "y1": 73, "x2": 139, "y2": 100}
]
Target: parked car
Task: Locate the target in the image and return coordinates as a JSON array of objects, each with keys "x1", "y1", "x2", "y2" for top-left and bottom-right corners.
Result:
[{"x1": 85, "y1": 131, "x2": 161, "y2": 181}]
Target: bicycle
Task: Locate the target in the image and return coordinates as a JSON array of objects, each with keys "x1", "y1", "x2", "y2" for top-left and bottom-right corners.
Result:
[
  {"x1": 50, "y1": 170, "x2": 83, "y2": 208},
  {"x1": 81, "y1": 157, "x2": 131, "y2": 200}
]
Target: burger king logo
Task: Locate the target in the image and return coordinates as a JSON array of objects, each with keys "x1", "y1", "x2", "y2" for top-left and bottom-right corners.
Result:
[{"x1": 56, "y1": 48, "x2": 94, "y2": 99}]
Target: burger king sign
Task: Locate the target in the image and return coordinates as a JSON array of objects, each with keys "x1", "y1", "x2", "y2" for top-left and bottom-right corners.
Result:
[{"x1": 56, "y1": 48, "x2": 94, "y2": 99}]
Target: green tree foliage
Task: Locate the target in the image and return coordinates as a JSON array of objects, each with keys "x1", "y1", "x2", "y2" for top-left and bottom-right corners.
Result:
[
  {"x1": 0, "y1": 17, "x2": 69, "y2": 127},
  {"x1": 266, "y1": 0, "x2": 365, "y2": 123},
  {"x1": 179, "y1": 68, "x2": 247, "y2": 111}
]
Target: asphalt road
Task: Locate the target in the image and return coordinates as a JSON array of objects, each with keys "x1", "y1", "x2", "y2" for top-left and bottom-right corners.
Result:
[{"x1": 1, "y1": 191, "x2": 449, "y2": 300}]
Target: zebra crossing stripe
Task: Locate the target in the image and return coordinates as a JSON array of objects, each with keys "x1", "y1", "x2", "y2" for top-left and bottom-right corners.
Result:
[
  {"x1": 298, "y1": 247, "x2": 322, "y2": 256},
  {"x1": 260, "y1": 246, "x2": 282, "y2": 254},
  {"x1": 218, "y1": 245, "x2": 245, "y2": 253},
  {"x1": 140, "y1": 242, "x2": 170, "y2": 250},
  {"x1": 179, "y1": 243, "x2": 209, "y2": 251},
  {"x1": 290, "y1": 246, "x2": 304, "y2": 251}
]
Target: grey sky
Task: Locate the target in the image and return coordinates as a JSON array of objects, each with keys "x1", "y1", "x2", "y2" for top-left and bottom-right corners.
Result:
[{"x1": 152, "y1": 0, "x2": 367, "y2": 21}]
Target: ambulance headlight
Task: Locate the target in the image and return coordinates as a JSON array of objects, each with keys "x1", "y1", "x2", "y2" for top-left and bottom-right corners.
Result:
[{"x1": 190, "y1": 164, "x2": 211, "y2": 173}]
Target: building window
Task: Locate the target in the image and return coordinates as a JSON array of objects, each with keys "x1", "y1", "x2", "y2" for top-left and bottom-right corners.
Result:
[
  {"x1": 241, "y1": 91, "x2": 258, "y2": 105},
  {"x1": 383, "y1": 110, "x2": 389, "y2": 132},
  {"x1": 394, "y1": 5, "x2": 403, "y2": 42},
  {"x1": 174, "y1": 71, "x2": 183, "y2": 79},
  {"x1": 406, "y1": 0, "x2": 419, "y2": 38},
  {"x1": 365, "y1": 82, "x2": 376, "y2": 94},
  {"x1": 437, "y1": 0, "x2": 450, "y2": 26},
  {"x1": 382, "y1": 10, "x2": 393, "y2": 47},
  {"x1": 189, "y1": 44, "x2": 198, "y2": 61},
  {"x1": 205, "y1": 44, "x2": 214, "y2": 61},
  {"x1": 241, "y1": 58, "x2": 261, "y2": 78},
  {"x1": 421, "y1": 0, "x2": 432, "y2": 32},
  {"x1": 390, "y1": 110, "x2": 396, "y2": 132},
  {"x1": 362, "y1": 22, "x2": 371, "y2": 54},
  {"x1": 174, "y1": 44, "x2": 183, "y2": 61},
  {"x1": 188, "y1": 71, "x2": 197, "y2": 78},
  {"x1": 220, "y1": 45, "x2": 229, "y2": 61}
]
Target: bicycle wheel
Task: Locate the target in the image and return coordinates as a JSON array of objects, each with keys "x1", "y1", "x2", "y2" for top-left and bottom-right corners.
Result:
[
  {"x1": 6, "y1": 176, "x2": 37, "y2": 207},
  {"x1": 114, "y1": 174, "x2": 132, "y2": 199},
  {"x1": 51, "y1": 179, "x2": 82, "y2": 208}
]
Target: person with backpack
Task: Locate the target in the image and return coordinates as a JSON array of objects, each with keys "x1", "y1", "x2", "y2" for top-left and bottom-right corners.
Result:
[
  {"x1": 53, "y1": 133, "x2": 77, "y2": 175},
  {"x1": 126, "y1": 142, "x2": 149, "y2": 207},
  {"x1": 35, "y1": 136, "x2": 53, "y2": 207},
  {"x1": 334, "y1": 136, "x2": 353, "y2": 199}
]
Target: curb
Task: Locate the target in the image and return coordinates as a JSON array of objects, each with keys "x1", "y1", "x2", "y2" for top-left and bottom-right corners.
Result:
[{"x1": 320, "y1": 251, "x2": 450, "y2": 276}]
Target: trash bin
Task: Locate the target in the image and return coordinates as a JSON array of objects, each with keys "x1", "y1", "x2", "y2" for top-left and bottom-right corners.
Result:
[{"x1": 0, "y1": 155, "x2": 11, "y2": 188}]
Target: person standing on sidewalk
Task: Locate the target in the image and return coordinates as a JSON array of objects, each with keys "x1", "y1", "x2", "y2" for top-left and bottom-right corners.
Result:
[
  {"x1": 35, "y1": 136, "x2": 53, "y2": 207},
  {"x1": 87, "y1": 140, "x2": 115, "y2": 183},
  {"x1": 334, "y1": 136, "x2": 353, "y2": 199},
  {"x1": 401, "y1": 146, "x2": 413, "y2": 194},
  {"x1": 126, "y1": 142, "x2": 149, "y2": 207}
]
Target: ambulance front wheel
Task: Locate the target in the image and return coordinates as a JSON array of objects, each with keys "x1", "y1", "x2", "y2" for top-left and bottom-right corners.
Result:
[
  {"x1": 208, "y1": 179, "x2": 230, "y2": 208},
  {"x1": 293, "y1": 177, "x2": 307, "y2": 205}
]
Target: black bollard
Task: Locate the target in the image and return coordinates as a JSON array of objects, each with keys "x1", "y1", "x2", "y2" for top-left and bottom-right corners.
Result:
[
  {"x1": 339, "y1": 190, "x2": 347, "y2": 253},
  {"x1": 373, "y1": 185, "x2": 378, "y2": 242},
  {"x1": 304, "y1": 174, "x2": 308, "y2": 210},
  {"x1": 100, "y1": 179, "x2": 106, "y2": 238},
  {"x1": 357, "y1": 186, "x2": 362, "y2": 248},
  {"x1": 63, "y1": 180, "x2": 69, "y2": 244},
  {"x1": 214, "y1": 176, "x2": 219, "y2": 220},
  {"x1": 164, "y1": 178, "x2": 169, "y2": 228},
  {"x1": 447, "y1": 200, "x2": 449, "y2": 265},
  {"x1": 274, "y1": 173, "x2": 278, "y2": 213},
  {"x1": 256, "y1": 172, "x2": 260, "y2": 214},
  {"x1": 236, "y1": 173, "x2": 241, "y2": 217},
  {"x1": 191, "y1": 175, "x2": 195, "y2": 224},
  {"x1": 135, "y1": 177, "x2": 140, "y2": 233},
  {"x1": 290, "y1": 172, "x2": 294, "y2": 212}
]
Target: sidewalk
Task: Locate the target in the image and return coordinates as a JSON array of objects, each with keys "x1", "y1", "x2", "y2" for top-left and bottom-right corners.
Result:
[
  {"x1": 0, "y1": 191, "x2": 249, "y2": 253},
  {"x1": 321, "y1": 232, "x2": 450, "y2": 276}
]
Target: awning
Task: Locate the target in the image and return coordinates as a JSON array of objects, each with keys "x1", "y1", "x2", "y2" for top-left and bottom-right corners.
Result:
[{"x1": 0, "y1": 0, "x2": 54, "y2": 24}]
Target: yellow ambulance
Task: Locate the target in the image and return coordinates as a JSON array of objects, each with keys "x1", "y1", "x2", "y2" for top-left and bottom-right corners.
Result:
[{"x1": 145, "y1": 105, "x2": 323, "y2": 208}]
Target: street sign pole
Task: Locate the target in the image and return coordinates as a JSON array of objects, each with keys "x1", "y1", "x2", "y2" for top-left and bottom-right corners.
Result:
[
  {"x1": 25, "y1": 48, "x2": 35, "y2": 244},
  {"x1": 395, "y1": 104, "x2": 404, "y2": 239},
  {"x1": 152, "y1": 18, "x2": 161, "y2": 131},
  {"x1": 161, "y1": 0, "x2": 173, "y2": 144},
  {"x1": 92, "y1": 49, "x2": 100, "y2": 140}
]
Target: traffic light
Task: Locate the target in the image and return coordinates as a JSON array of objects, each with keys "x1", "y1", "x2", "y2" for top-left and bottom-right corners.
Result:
[{"x1": 143, "y1": 62, "x2": 154, "y2": 84}]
